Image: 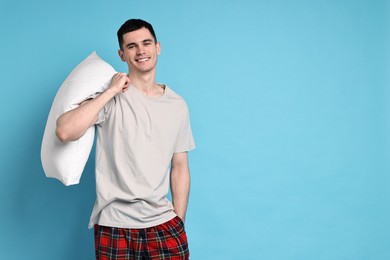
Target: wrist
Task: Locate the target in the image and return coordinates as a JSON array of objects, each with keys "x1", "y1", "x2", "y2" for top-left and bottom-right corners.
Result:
[{"x1": 105, "y1": 86, "x2": 121, "y2": 96}]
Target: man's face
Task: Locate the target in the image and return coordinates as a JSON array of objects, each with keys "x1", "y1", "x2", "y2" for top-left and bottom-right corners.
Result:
[{"x1": 118, "y1": 27, "x2": 160, "y2": 74}]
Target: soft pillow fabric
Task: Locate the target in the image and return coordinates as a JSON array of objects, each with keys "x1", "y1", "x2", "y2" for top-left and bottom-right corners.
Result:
[{"x1": 41, "y1": 52, "x2": 116, "y2": 186}]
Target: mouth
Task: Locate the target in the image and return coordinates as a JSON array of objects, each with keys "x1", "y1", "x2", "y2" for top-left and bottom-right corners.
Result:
[{"x1": 135, "y1": 57, "x2": 150, "y2": 63}]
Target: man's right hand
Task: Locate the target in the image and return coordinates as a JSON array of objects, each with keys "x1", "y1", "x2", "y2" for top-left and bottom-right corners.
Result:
[{"x1": 110, "y1": 73, "x2": 131, "y2": 94}]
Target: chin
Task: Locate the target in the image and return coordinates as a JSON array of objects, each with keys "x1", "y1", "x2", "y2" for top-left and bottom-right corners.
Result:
[{"x1": 137, "y1": 64, "x2": 156, "y2": 73}]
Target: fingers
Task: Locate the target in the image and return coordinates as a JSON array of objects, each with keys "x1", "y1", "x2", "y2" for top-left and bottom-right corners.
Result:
[
  {"x1": 111, "y1": 73, "x2": 131, "y2": 93},
  {"x1": 113, "y1": 72, "x2": 128, "y2": 82},
  {"x1": 119, "y1": 73, "x2": 130, "y2": 93}
]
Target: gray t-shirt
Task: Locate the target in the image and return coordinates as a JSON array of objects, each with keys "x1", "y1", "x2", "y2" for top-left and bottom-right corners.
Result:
[{"x1": 88, "y1": 85, "x2": 195, "y2": 229}]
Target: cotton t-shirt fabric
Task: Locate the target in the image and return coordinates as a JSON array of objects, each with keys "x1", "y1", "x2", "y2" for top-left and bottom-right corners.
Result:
[{"x1": 88, "y1": 85, "x2": 195, "y2": 229}]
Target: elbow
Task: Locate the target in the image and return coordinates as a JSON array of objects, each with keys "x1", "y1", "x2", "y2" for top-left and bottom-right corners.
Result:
[
  {"x1": 55, "y1": 124, "x2": 86, "y2": 142},
  {"x1": 55, "y1": 126, "x2": 71, "y2": 142},
  {"x1": 55, "y1": 113, "x2": 95, "y2": 142},
  {"x1": 55, "y1": 120, "x2": 79, "y2": 142},
  {"x1": 55, "y1": 115, "x2": 71, "y2": 142}
]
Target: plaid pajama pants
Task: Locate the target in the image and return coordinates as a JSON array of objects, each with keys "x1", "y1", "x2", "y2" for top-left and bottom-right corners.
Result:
[{"x1": 94, "y1": 216, "x2": 189, "y2": 260}]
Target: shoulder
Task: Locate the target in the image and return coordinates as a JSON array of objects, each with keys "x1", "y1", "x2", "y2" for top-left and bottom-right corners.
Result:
[{"x1": 164, "y1": 85, "x2": 189, "y2": 108}]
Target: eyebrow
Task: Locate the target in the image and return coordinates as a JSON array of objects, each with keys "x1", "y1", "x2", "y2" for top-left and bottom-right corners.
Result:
[{"x1": 125, "y1": 39, "x2": 155, "y2": 48}]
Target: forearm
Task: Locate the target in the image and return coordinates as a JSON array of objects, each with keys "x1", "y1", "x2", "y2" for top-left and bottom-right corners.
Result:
[
  {"x1": 170, "y1": 160, "x2": 191, "y2": 221},
  {"x1": 56, "y1": 88, "x2": 117, "y2": 142}
]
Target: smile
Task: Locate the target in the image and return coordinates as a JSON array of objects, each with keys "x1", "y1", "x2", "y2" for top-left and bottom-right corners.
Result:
[{"x1": 135, "y1": 57, "x2": 150, "y2": 62}]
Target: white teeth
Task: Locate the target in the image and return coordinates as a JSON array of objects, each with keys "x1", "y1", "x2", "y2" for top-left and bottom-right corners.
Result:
[{"x1": 137, "y1": 58, "x2": 149, "y2": 62}]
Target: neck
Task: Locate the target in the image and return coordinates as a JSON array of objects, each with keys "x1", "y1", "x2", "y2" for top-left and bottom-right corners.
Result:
[{"x1": 128, "y1": 70, "x2": 162, "y2": 97}]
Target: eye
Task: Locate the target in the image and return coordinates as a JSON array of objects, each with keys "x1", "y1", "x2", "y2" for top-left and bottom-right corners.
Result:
[{"x1": 127, "y1": 45, "x2": 135, "y2": 49}]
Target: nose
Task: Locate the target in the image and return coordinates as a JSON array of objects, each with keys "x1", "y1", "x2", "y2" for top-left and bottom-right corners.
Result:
[{"x1": 136, "y1": 45, "x2": 145, "y2": 55}]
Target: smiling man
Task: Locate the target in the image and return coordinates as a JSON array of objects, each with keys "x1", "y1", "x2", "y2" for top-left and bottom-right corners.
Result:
[{"x1": 55, "y1": 19, "x2": 195, "y2": 260}]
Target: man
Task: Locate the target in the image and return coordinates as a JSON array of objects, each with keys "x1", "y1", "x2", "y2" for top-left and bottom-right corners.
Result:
[{"x1": 56, "y1": 19, "x2": 195, "y2": 260}]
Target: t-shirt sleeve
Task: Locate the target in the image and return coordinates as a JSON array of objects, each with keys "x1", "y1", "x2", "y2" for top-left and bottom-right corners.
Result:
[
  {"x1": 84, "y1": 92, "x2": 115, "y2": 125},
  {"x1": 174, "y1": 105, "x2": 196, "y2": 153}
]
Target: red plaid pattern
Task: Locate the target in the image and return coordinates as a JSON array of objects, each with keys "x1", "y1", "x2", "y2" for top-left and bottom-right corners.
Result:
[{"x1": 94, "y1": 216, "x2": 189, "y2": 260}]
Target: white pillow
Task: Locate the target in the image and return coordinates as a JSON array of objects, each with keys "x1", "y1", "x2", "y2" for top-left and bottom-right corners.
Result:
[{"x1": 41, "y1": 52, "x2": 116, "y2": 186}]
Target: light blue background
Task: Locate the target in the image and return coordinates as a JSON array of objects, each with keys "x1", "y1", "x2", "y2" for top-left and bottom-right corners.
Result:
[{"x1": 0, "y1": 0, "x2": 389, "y2": 259}]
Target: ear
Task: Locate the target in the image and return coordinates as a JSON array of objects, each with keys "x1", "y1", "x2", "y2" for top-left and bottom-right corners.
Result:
[
  {"x1": 118, "y1": 49, "x2": 126, "y2": 62},
  {"x1": 156, "y1": 42, "x2": 161, "y2": 56}
]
